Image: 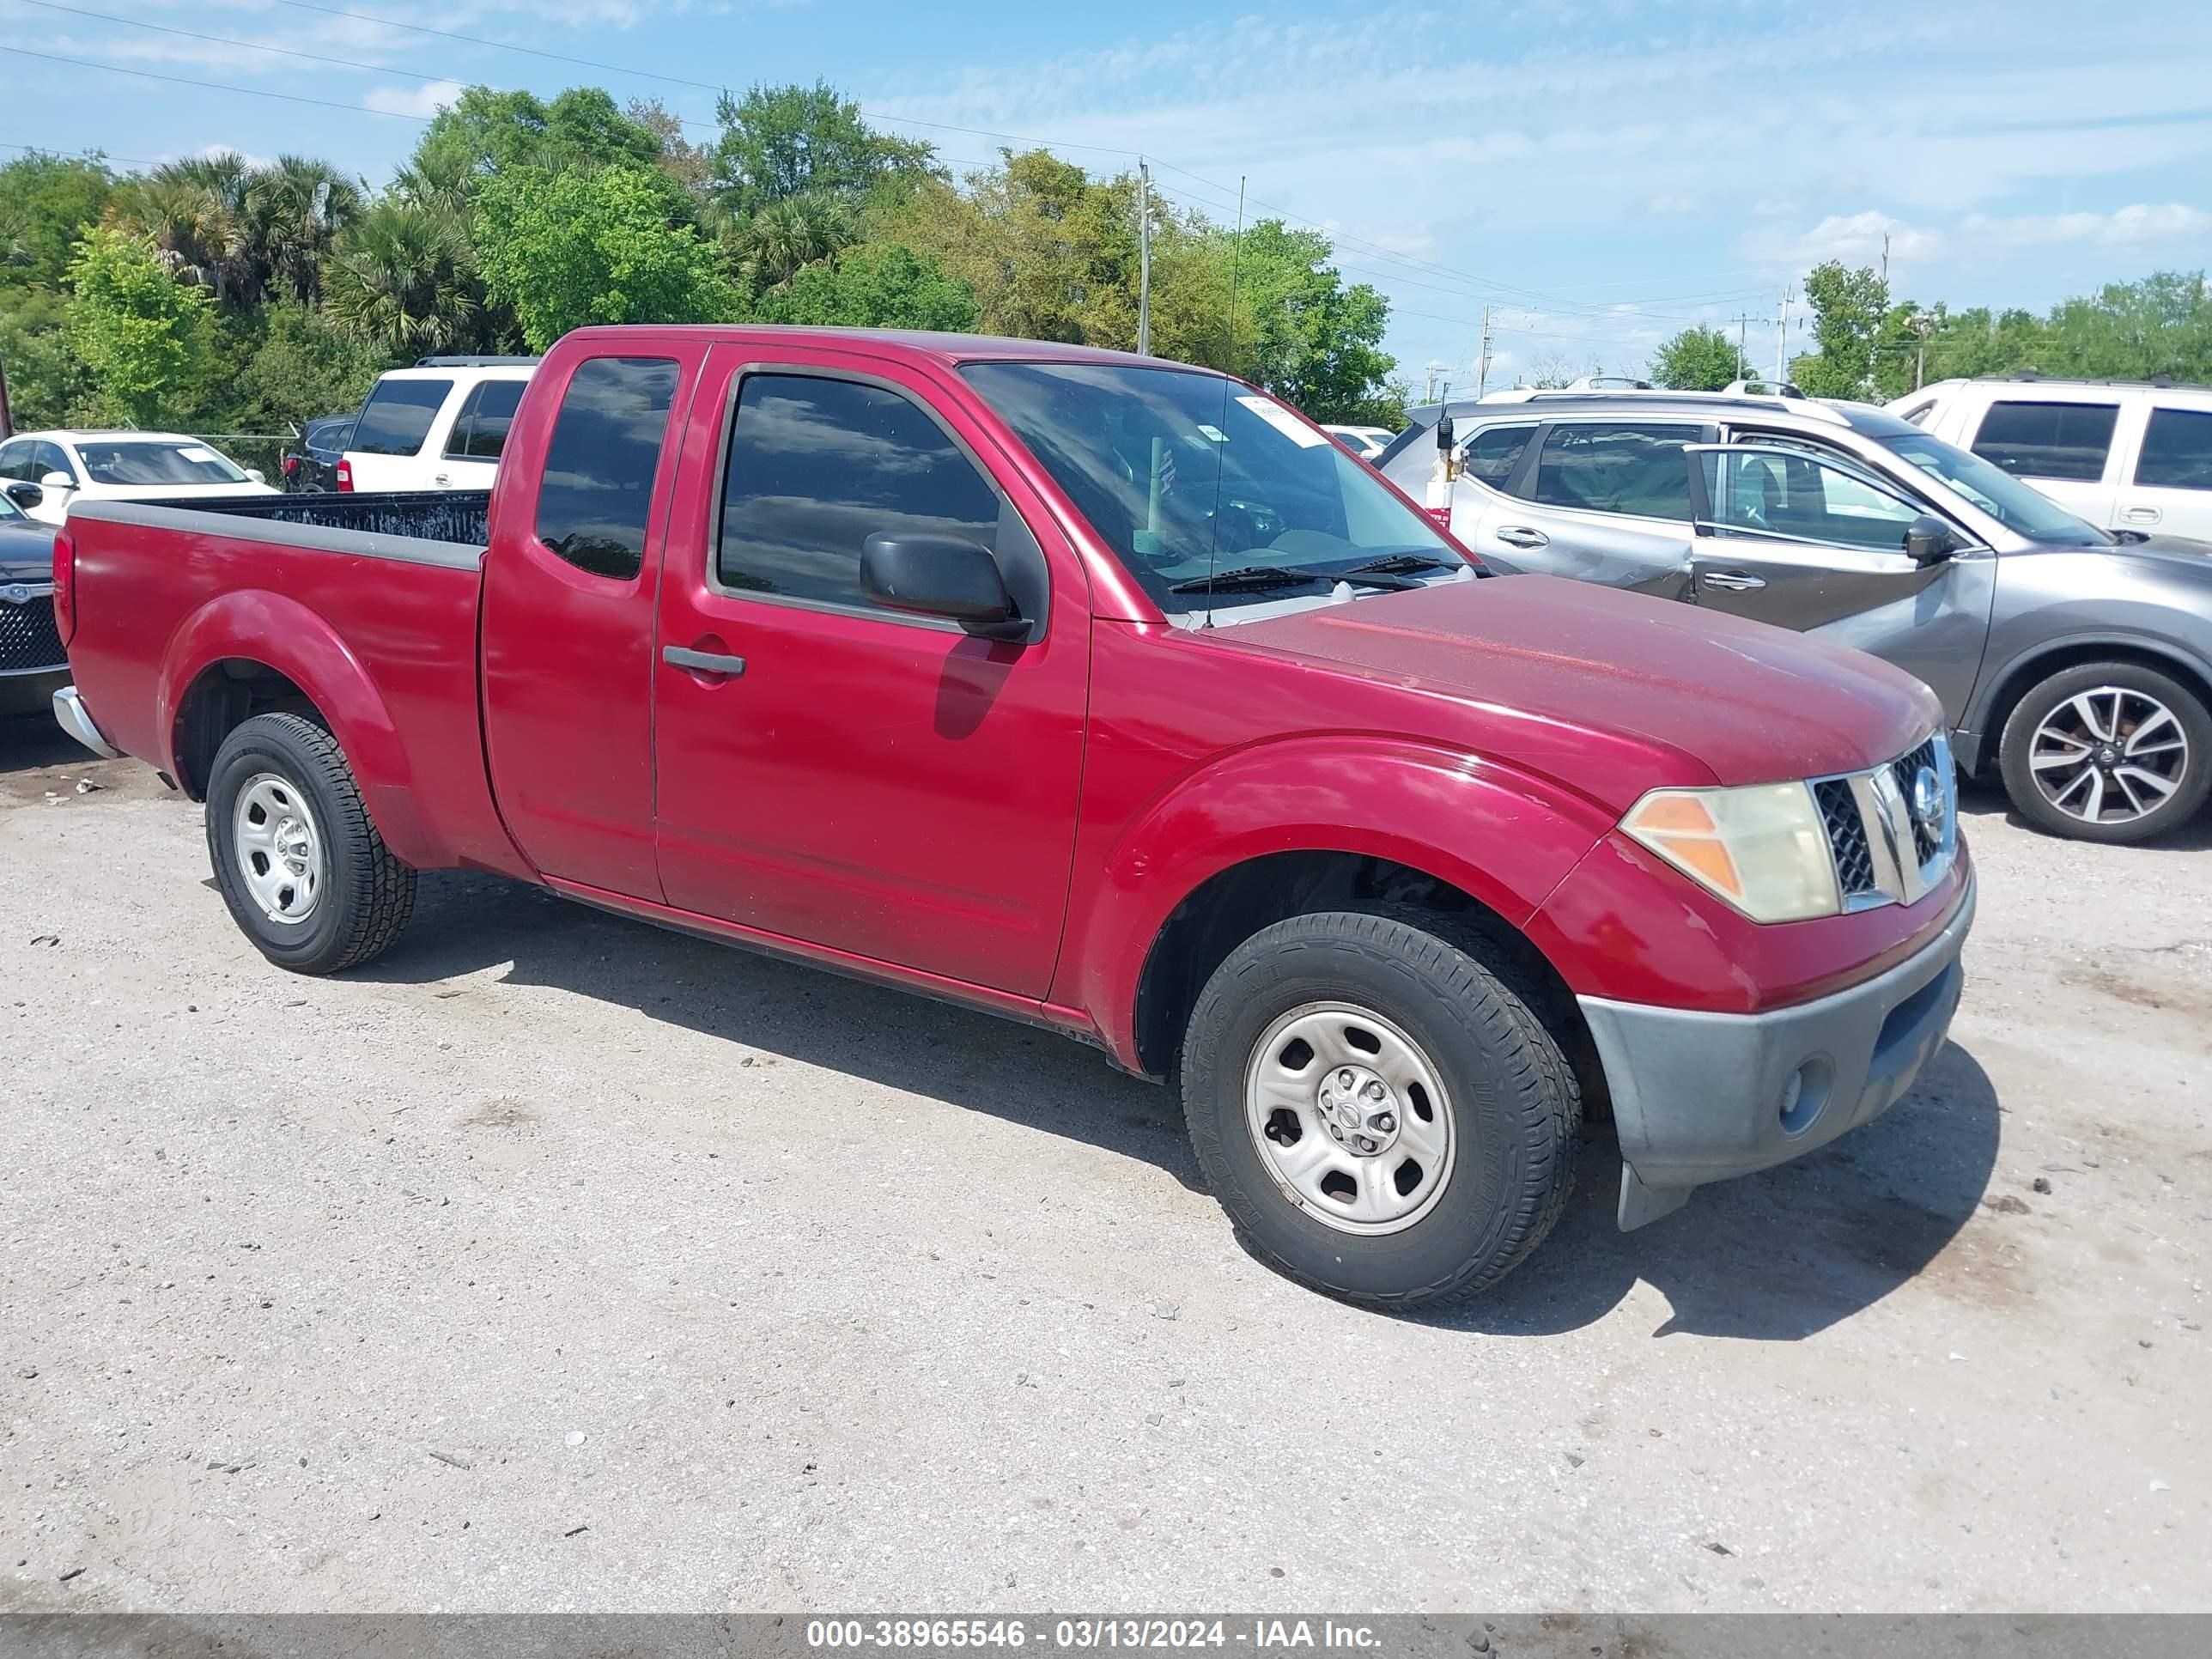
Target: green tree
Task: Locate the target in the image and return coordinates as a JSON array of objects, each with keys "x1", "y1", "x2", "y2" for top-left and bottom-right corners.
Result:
[
  {"x1": 226, "y1": 304, "x2": 391, "y2": 430},
  {"x1": 732, "y1": 192, "x2": 856, "y2": 293},
  {"x1": 1651, "y1": 324, "x2": 1741, "y2": 389},
  {"x1": 474, "y1": 163, "x2": 738, "y2": 349},
  {"x1": 712, "y1": 81, "x2": 939, "y2": 218},
  {"x1": 325, "y1": 197, "x2": 489, "y2": 357},
  {"x1": 1791, "y1": 259, "x2": 1890, "y2": 399},
  {"x1": 0, "y1": 288, "x2": 89, "y2": 428},
  {"x1": 412, "y1": 87, "x2": 665, "y2": 194},
  {"x1": 0, "y1": 150, "x2": 116, "y2": 289},
  {"x1": 245, "y1": 157, "x2": 365, "y2": 307},
  {"x1": 757, "y1": 243, "x2": 977, "y2": 330},
  {"x1": 1213, "y1": 222, "x2": 1398, "y2": 423},
  {"x1": 64, "y1": 226, "x2": 216, "y2": 426}
]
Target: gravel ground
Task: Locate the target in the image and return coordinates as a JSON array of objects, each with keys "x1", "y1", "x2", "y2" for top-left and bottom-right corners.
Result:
[{"x1": 2, "y1": 709, "x2": 2208, "y2": 1614}]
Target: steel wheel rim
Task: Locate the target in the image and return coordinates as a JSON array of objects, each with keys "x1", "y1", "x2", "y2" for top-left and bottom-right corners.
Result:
[
  {"x1": 2028, "y1": 687, "x2": 2190, "y2": 825},
  {"x1": 231, "y1": 773, "x2": 325, "y2": 925},
  {"x1": 1243, "y1": 1000, "x2": 1457, "y2": 1237}
]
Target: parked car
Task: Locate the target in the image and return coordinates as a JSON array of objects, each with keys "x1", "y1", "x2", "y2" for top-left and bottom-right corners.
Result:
[
  {"x1": 0, "y1": 430, "x2": 277, "y2": 526},
  {"x1": 282, "y1": 415, "x2": 356, "y2": 493},
  {"x1": 1322, "y1": 423, "x2": 1395, "y2": 459},
  {"x1": 339, "y1": 356, "x2": 537, "y2": 493},
  {"x1": 1376, "y1": 384, "x2": 2212, "y2": 844},
  {"x1": 52, "y1": 325, "x2": 1971, "y2": 1308},
  {"x1": 0, "y1": 483, "x2": 64, "y2": 716},
  {"x1": 1891, "y1": 375, "x2": 2212, "y2": 543}
]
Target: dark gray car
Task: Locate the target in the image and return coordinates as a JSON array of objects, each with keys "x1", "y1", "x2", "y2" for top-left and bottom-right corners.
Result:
[
  {"x1": 1376, "y1": 386, "x2": 2212, "y2": 843},
  {"x1": 0, "y1": 481, "x2": 64, "y2": 719}
]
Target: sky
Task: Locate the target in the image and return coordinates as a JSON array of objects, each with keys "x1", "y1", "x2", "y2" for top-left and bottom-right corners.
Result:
[{"x1": 5, "y1": 0, "x2": 2211, "y2": 390}]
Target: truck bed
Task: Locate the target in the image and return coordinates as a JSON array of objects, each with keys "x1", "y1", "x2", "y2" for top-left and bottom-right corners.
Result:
[{"x1": 62, "y1": 492, "x2": 527, "y2": 878}]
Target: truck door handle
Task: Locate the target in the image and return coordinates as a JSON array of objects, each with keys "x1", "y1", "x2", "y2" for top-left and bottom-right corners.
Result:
[
  {"x1": 1495, "y1": 526, "x2": 1548, "y2": 549},
  {"x1": 1701, "y1": 569, "x2": 1766, "y2": 592},
  {"x1": 663, "y1": 645, "x2": 746, "y2": 678},
  {"x1": 2124, "y1": 506, "x2": 2161, "y2": 525}
]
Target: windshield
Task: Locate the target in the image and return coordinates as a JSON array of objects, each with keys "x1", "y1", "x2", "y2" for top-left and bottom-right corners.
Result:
[
  {"x1": 76, "y1": 441, "x2": 250, "y2": 487},
  {"x1": 1875, "y1": 428, "x2": 2106, "y2": 544},
  {"x1": 961, "y1": 362, "x2": 1467, "y2": 616},
  {"x1": 0, "y1": 491, "x2": 24, "y2": 523}
]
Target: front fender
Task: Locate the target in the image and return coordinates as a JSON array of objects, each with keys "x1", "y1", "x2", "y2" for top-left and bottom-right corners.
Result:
[
  {"x1": 157, "y1": 588, "x2": 438, "y2": 865},
  {"x1": 1065, "y1": 735, "x2": 1616, "y2": 1068}
]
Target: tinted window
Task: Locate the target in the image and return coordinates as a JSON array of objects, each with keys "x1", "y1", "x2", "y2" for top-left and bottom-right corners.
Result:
[
  {"x1": 444, "y1": 380, "x2": 526, "y2": 460},
  {"x1": 76, "y1": 441, "x2": 246, "y2": 485},
  {"x1": 2135, "y1": 407, "x2": 2212, "y2": 490},
  {"x1": 718, "y1": 374, "x2": 1001, "y2": 608},
  {"x1": 1531, "y1": 422, "x2": 1699, "y2": 518},
  {"x1": 351, "y1": 378, "x2": 451, "y2": 456},
  {"x1": 0, "y1": 441, "x2": 33, "y2": 482},
  {"x1": 1971, "y1": 400, "x2": 2118, "y2": 483},
  {"x1": 534, "y1": 357, "x2": 679, "y2": 582},
  {"x1": 1460, "y1": 422, "x2": 1535, "y2": 488}
]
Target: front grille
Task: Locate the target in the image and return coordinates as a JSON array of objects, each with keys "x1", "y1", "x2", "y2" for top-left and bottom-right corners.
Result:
[
  {"x1": 0, "y1": 592, "x2": 63, "y2": 673},
  {"x1": 1814, "y1": 777, "x2": 1876, "y2": 896},
  {"x1": 1890, "y1": 738, "x2": 1943, "y2": 866}
]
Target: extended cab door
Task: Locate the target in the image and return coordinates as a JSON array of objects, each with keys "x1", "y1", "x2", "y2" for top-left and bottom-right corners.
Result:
[
  {"x1": 1686, "y1": 443, "x2": 1994, "y2": 714},
  {"x1": 481, "y1": 345, "x2": 705, "y2": 899},
  {"x1": 649, "y1": 346, "x2": 1088, "y2": 997}
]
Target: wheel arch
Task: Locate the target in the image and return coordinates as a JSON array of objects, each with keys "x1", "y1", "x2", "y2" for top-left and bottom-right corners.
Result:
[{"x1": 1968, "y1": 633, "x2": 2212, "y2": 766}]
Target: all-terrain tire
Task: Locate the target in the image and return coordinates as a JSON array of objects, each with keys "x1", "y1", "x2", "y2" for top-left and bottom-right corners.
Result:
[
  {"x1": 205, "y1": 712, "x2": 417, "y2": 974},
  {"x1": 1997, "y1": 660, "x2": 2212, "y2": 845},
  {"x1": 1179, "y1": 906, "x2": 1581, "y2": 1310}
]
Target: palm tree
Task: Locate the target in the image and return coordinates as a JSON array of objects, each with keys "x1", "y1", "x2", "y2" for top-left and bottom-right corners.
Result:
[
  {"x1": 324, "y1": 198, "x2": 483, "y2": 357},
  {"x1": 244, "y1": 156, "x2": 363, "y2": 307},
  {"x1": 732, "y1": 192, "x2": 854, "y2": 292},
  {"x1": 118, "y1": 154, "x2": 255, "y2": 302}
]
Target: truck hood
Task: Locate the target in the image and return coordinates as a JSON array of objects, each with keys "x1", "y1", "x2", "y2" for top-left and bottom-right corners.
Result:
[{"x1": 1220, "y1": 574, "x2": 1941, "y2": 790}]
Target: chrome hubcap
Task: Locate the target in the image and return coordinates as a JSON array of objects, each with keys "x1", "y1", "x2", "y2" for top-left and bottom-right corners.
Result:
[
  {"x1": 2029, "y1": 688, "x2": 2188, "y2": 825},
  {"x1": 1243, "y1": 1001, "x2": 1455, "y2": 1236},
  {"x1": 232, "y1": 774, "x2": 324, "y2": 925}
]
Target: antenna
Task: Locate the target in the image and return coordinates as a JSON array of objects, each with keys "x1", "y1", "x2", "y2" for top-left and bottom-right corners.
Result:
[{"x1": 1225, "y1": 174, "x2": 1246, "y2": 371}]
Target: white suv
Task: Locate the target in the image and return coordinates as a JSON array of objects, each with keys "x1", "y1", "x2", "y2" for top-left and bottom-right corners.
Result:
[
  {"x1": 340, "y1": 357, "x2": 538, "y2": 493},
  {"x1": 1890, "y1": 377, "x2": 2212, "y2": 543}
]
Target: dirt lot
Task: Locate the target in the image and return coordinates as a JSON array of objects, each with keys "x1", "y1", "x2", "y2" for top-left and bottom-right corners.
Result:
[{"x1": 2, "y1": 709, "x2": 2207, "y2": 1613}]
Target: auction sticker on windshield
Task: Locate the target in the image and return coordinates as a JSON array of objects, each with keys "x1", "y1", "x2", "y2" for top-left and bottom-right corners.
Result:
[{"x1": 1235, "y1": 396, "x2": 1326, "y2": 447}]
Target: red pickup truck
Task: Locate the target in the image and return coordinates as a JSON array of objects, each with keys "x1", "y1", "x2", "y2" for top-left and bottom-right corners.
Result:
[{"x1": 51, "y1": 325, "x2": 1974, "y2": 1308}]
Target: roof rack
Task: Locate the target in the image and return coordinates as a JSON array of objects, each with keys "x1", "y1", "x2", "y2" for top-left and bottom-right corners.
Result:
[
  {"x1": 410, "y1": 355, "x2": 542, "y2": 368},
  {"x1": 1468, "y1": 380, "x2": 1850, "y2": 425},
  {"x1": 1987, "y1": 370, "x2": 2190, "y2": 389}
]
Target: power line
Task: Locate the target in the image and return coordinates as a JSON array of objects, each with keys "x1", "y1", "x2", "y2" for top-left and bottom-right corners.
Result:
[
  {"x1": 0, "y1": 43, "x2": 435, "y2": 122},
  {"x1": 3, "y1": 138, "x2": 156, "y2": 165}
]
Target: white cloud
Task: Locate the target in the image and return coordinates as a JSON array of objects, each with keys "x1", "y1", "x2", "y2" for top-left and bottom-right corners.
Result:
[
  {"x1": 1740, "y1": 202, "x2": 2212, "y2": 273},
  {"x1": 362, "y1": 78, "x2": 465, "y2": 118},
  {"x1": 1958, "y1": 203, "x2": 2212, "y2": 249},
  {"x1": 1740, "y1": 212, "x2": 1944, "y2": 270}
]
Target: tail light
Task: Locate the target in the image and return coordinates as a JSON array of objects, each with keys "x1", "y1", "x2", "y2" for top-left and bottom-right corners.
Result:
[
  {"x1": 281, "y1": 455, "x2": 299, "y2": 477},
  {"x1": 52, "y1": 527, "x2": 76, "y2": 647},
  {"x1": 336, "y1": 458, "x2": 353, "y2": 492}
]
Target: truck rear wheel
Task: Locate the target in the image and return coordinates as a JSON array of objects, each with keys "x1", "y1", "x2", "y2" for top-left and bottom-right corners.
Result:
[
  {"x1": 1180, "y1": 908, "x2": 1580, "y2": 1310},
  {"x1": 205, "y1": 712, "x2": 417, "y2": 975}
]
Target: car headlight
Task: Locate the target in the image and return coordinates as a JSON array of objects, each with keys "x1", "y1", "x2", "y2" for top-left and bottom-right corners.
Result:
[{"x1": 1620, "y1": 782, "x2": 1839, "y2": 923}]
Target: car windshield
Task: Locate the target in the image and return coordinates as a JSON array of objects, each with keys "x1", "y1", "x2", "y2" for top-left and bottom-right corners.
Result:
[
  {"x1": 76, "y1": 441, "x2": 250, "y2": 487},
  {"x1": 961, "y1": 362, "x2": 1467, "y2": 616},
  {"x1": 1874, "y1": 428, "x2": 2107, "y2": 544},
  {"x1": 0, "y1": 491, "x2": 24, "y2": 522}
]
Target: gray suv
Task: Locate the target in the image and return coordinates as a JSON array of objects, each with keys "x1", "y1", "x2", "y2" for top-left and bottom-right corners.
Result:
[{"x1": 1375, "y1": 386, "x2": 2212, "y2": 843}]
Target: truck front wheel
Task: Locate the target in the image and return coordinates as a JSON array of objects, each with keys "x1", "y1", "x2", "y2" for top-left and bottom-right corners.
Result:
[
  {"x1": 1180, "y1": 908, "x2": 1581, "y2": 1310},
  {"x1": 205, "y1": 712, "x2": 417, "y2": 975}
]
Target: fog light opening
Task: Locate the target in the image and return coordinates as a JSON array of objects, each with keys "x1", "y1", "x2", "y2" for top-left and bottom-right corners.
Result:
[{"x1": 1778, "y1": 1058, "x2": 1832, "y2": 1136}]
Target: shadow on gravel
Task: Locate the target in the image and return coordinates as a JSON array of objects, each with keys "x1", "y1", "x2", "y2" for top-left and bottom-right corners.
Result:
[
  {"x1": 1434, "y1": 1040, "x2": 2003, "y2": 1340},
  {"x1": 0, "y1": 709, "x2": 84, "y2": 773},
  {"x1": 347, "y1": 867, "x2": 1207, "y2": 1192}
]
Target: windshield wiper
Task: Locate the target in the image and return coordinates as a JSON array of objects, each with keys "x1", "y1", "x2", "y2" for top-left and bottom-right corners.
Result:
[
  {"x1": 1346, "y1": 552, "x2": 1455, "y2": 574},
  {"x1": 1168, "y1": 566, "x2": 1324, "y2": 594}
]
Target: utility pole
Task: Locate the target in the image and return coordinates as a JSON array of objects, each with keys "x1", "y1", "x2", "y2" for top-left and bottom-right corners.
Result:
[
  {"x1": 1474, "y1": 306, "x2": 1494, "y2": 396},
  {"x1": 1908, "y1": 310, "x2": 1936, "y2": 392},
  {"x1": 1880, "y1": 230, "x2": 1889, "y2": 289},
  {"x1": 1135, "y1": 159, "x2": 1152, "y2": 356},
  {"x1": 1774, "y1": 286, "x2": 1792, "y2": 385},
  {"x1": 1731, "y1": 313, "x2": 1753, "y2": 380}
]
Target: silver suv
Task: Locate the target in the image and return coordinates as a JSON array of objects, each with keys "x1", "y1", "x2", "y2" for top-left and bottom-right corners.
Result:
[{"x1": 1374, "y1": 385, "x2": 2212, "y2": 843}]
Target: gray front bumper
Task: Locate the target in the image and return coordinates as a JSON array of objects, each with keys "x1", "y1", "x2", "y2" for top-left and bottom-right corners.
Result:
[{"x1": 1579, "y1": 872, "x2": 1976, "y2": 1229}]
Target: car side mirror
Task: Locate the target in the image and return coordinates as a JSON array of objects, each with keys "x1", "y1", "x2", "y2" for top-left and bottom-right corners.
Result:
[
  {"x1": 245, "y1": 468, "x2": 266, "y2": 485},
  {"x1": 1904, "y1": 514, "x2": 1956, "y2": 565},
  {"x1": 40, "y1": 471, "x2": 75, "y2": 493},
  {"x1": 3, "y1": 482, "x2": 41, "y2": 510},
  {"x1": 860, "y1": 532, "x2": 1026, "y2": 641}
]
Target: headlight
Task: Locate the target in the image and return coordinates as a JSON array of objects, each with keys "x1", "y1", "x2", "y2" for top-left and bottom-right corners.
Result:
[{"x1": 1620, "y1": 782, "x2": 1839, "y2": 923}]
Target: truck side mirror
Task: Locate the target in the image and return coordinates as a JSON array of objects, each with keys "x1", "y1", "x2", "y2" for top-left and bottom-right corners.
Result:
[
  {"x1": 1904, "y1": 514, "x2": 1956, "y2": 565},
  {"x1": 860, "y1": 532, "x2": 1027, "y2": 641}
]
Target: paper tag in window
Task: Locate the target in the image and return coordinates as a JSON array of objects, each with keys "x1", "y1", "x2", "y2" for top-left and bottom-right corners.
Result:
[
  {"x1": 178, "y1": 446, "x2": 220, "y2": 464},
  {"x1": 1236, "y1": 395, "x2": 1327, "y2": 447},
  {"x1": 1196, "y1": 423, "x2": 1227, "y2": 443}
]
